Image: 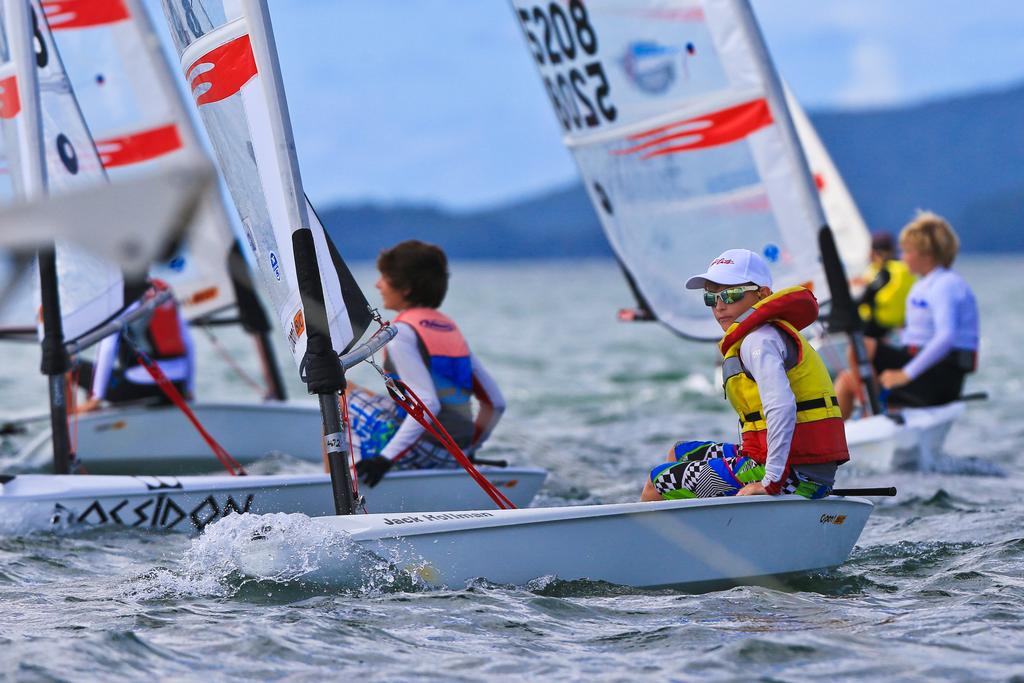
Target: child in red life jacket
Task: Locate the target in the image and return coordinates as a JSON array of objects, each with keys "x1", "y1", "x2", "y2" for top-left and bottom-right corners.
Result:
[
  {"x1": 640, "y1": 249, "x2": 848, "y2": 502},
  {"x1": 74, "y1": 279, "x2": 194, "y2": 413},
  {"x1": 348, "y1": 241, "x2": 506, "y2": 487}
]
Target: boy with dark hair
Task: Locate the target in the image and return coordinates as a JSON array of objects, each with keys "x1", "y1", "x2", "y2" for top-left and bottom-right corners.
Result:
[{"x1": 349, "y1": 240, "x2": 506, "y2": 486}]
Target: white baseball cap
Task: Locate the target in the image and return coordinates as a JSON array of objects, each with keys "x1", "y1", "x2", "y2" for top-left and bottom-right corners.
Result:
[{"x1": 685, "y1": 249, "x2": 773, "y2": 290}]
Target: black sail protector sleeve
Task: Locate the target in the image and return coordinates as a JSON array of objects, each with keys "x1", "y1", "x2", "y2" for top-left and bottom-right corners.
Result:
[{"x1": 292, "y1": 228, "x2": 345, "y2": 394}]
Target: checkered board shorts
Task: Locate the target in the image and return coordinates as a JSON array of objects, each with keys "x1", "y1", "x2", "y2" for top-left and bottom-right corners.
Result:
[
  {"x1": 346, "y1": 387, "x2": 460, "y2": 470},
  {"x1": 650, "y1": 441, "x2": 831, "y2": 500}
]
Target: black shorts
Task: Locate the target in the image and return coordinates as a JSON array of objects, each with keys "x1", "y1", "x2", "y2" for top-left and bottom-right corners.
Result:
[{"x1": 872, "y1": 343, "x2": 968, "y2": 408}]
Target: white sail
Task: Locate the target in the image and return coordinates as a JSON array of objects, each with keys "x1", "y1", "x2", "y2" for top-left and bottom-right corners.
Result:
[
  {"x1": 1, "y1": 0, "x2": 125, "y2": 342},
  {"x1": 0, "y1": 39, "x2": 205, "y2": 276},
  {"x1": 159, "y1": 0, "x2": 371, "y2": 369},
  {"x1": 0, "y1": 159, "x2": 212, "y2": 275},
  {"x1": 39, "y1": 0, "x2": 235, "y2": 322},
  {"x1": 511, "y1": 0, "x2": 827, "y2": 340},
  {"x1": 784, "y1": 83, "x2": 870, "y2": 280}
]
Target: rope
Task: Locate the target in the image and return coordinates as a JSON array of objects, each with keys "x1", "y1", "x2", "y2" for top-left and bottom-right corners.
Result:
[
  {"x1": 384, "y1": 378, "x2": 515, "y2": 510},
  {"x1": 340, "y1": 391, "x2": 360, "y2": 502},
  {"x1": 124, "y1": 333, "x2": 247, "y2": 476},
  {"x1": 198, "y1": 324, "x2": 266, "y2": 395},
  {"x1": 65, "y1": 360, "x2": 79, "y2": 455}
]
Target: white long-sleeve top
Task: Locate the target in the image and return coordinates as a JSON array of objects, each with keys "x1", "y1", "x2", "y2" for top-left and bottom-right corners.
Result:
[
  {"x1": 900, "y1": 267, "x2": 979, "y2": 379},
  {"x1": 380, "y1": 321, "x2": 505, "y2": 460},
  {"x1": 90, "y1": 301, "x2": 195, "y2": 400},
  {"x1": 738, "y1": 325, "x2": 797, "y2": 488}
]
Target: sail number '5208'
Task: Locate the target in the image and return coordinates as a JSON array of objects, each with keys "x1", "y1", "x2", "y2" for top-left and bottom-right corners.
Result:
[{"x1": 516, "y1": 1, "x2": 617, "y2": 132}]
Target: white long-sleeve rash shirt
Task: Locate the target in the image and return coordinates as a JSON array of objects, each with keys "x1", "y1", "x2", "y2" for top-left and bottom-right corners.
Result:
[
  {"x1": 900, "y1": 267, "x2": 979, "y2": 379},
  {"x1": 380, "y1": 322, "x2": 505, "y2": 460},
  {"x1": 738, "y1": 325, "x2": 797, "y2": 488}
]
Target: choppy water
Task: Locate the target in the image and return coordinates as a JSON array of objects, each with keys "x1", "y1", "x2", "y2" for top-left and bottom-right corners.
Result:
[{"x1": 2, "y1": 257, "x2": 1023, "y2": 681}]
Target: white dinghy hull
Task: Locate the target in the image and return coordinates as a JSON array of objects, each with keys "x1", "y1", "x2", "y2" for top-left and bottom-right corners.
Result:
[
  {"x1": 893, "y1": 402, "x2": 966, "y2": 469},
  {"x1": 0, "y1": 468, "x2": 547, "y2": 536},
  {"x1": 236, "y1": 496, "x2": 872, "y2": 590},
  {"x1": 845, "y1": 414, "x2": 898, "y2": 470},
  {"x1": 0, "y1": 473, "x2": 335, "y2": 536},
  {"x1": 12, "y1": 402, "x2": 323, "y2": 474},
  {"x1": 841, "y1": 403, "x2": 965, "y2": 472}
]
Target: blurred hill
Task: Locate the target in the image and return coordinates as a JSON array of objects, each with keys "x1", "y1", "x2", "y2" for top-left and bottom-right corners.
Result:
[{"x1": 322, "y1": 81, "x2": 1024, "y2": 259}]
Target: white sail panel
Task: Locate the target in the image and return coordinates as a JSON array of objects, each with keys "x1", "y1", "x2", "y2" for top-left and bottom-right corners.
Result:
[
  {"x1": 0, "y1": 0, "x2": 123, "y2": 342},
  {"x1": 42, "y1": 0, "x2": 235, "y2": 321},
  {"x1": 0, "y1": 21, "x2": 23, "y2": 203},
  {"x1": 160, "y1": 0, "x2": 370, "y2": 368},
  {"x1": 511, "y1": 0, "x2": 826, "y2": 339},
  {"x1": 785, "y1": 84, "x2": 870, "y2": 280}
]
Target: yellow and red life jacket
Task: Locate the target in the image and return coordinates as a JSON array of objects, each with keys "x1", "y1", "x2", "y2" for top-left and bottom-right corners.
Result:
[
  {"x1": 719, "y1": 286, "x2": 849, "y2": 469},
  {"x1": 858, "y1": 258, "x2": 915, "y2": 329}
]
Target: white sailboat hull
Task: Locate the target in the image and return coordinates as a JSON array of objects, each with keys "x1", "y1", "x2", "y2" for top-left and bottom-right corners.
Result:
[
  {"x1": 236, "y1": 496, "x2": 873, "y2": 590},
  {"x1": 892, "y1": 402, "x2": 966, "y2": 469},
  {"x1": 844, "y1": 403, "x2": 965, "y2": 471},
  {"x1": 13, "y1": 402, "x2": 323, "y2": 474},
  {"x1": 845, "y1": 414, "x2": 898, "y2": 470},
  {"x1": 0, "y1": 468, "x2": 547, "y2": 536}
]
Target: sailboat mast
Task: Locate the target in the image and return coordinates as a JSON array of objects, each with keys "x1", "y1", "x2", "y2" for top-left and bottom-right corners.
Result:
[
  {"x1": 228, "y1": 244, "x2": 287, "y2": 400},
  {"x1": 730, "y1": 0, "x2": 880, "y2": 414},
  {"x1": 242, "y1": 0, "x2": 356, "y2": 513},
  {"x1": 37, "y1": 249, "x2": 74, "y2": 474},
  {"x1": 5, "y1": 0, "x2": 74, "y2": 473}
]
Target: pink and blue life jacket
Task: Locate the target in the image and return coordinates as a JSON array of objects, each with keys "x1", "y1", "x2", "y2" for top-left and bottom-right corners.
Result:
[{"x1": 383, "y1": 308, "x2": 475, "y2": 448}]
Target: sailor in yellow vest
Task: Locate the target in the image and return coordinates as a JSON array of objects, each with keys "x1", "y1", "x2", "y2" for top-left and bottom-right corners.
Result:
[
  {"x1": 640, "y1": 249, "x2": 849, "y2": 501},
  {"x1": 854, "y1": 232, "x2": 915, "y2": 340},
  {"x1": 347, "y1": 240, "x2": 506, "y2": 487}
]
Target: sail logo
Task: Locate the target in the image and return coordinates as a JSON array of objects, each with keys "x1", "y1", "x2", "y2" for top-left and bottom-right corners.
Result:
[
  {"x1": 186, "y1": 287, "x2": 220, "y2": 306},
  {"x1": 419, "y1": 319, "x2": 455, "y2": 332},
  {"x1": 0, "y1": 75, "x2": 20, "y2": 119},
  {"x1": 187, "y1": 34, "x2": 258, "y2": 106},
  {"x1": 620, "y1": 41, "x2": 696, "y2": 95},
  {"x1": 50, "y1": 492, "x2": 254, "y2": 532},
  {"x1": 269, "y1": 251, "x2": 281, "y2": 280},
  {"x1": 287, "y1": 309, "x2": 305, "y2": 352},
  {"x1": 96, "y1": 124, "x2": 183, "y2": 168},
  {"x1": 613, "y1": 98, "x2": 773, "y2": 160},
  {"x1": 41, "y1": 0, "x2": 130, "y2": 30}
]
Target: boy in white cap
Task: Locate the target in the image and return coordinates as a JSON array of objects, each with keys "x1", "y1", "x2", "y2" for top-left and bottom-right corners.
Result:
[{"x1": 640, "y1": 249, "x2": 849, "y2": 501}]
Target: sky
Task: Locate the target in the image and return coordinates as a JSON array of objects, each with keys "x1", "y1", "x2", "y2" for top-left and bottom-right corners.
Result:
[{"x1": 260, "y1": 1, "x2": 1024, "y2": 211}]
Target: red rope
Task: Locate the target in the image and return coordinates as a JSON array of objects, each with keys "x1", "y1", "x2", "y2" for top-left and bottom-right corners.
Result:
[
  {"x1": 340, "y1": 392, "x2": 361, "y2": 502},
  {"x1": 65, "y1": 363, "x2": 79, "y2": 454},
  {"x1": 385, "y1": 379, "x2": 515, "y2": 510},
  {"x1": 128, "y1": 339, "x2": 246, "y2": 476}
]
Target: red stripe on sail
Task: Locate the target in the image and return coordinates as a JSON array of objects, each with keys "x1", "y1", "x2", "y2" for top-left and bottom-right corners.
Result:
[
  {"x1": 96, "y1": 124, "x2": 183, "y2": 168},
  {"x1": 42, "y1": 0, "x2": 130, "y2": 29},
  {"x1": 614, "y1": 98, "x2": 773, "y2": 160},
  {"x1": 641, "y1": 8, "x2": 704, "y2": 21},
  {"x1": 814, "y1": 172, "x2": 826, "y2": 191},
  {"x1": 0, "y1": 76, "x2": 20, "y2": 119},
  {"x1": 187, "y1": 34, "x2": 258, "y2": 106}
]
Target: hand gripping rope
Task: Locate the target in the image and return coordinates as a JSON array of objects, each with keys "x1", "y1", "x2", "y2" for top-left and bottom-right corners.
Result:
[
  {"x1": 367, "y1": 356, "x2": 516, "y2": 510},
  {"x1": 125, "y1": 331, "x2": 247, "y2": 477}
]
